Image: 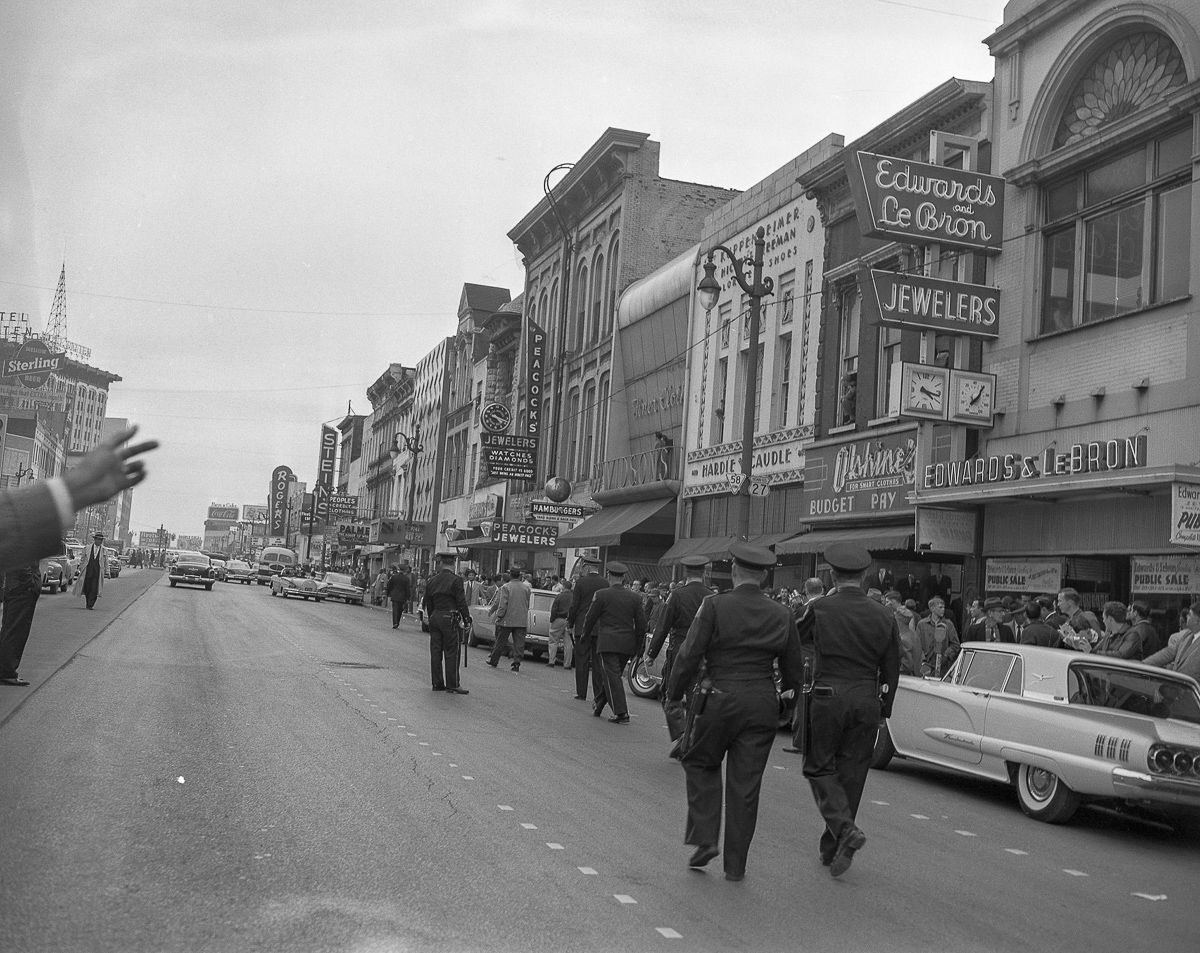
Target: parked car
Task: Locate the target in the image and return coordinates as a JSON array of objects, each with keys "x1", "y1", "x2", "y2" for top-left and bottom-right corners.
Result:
[
  {"x1": 38, "y1": 557, "x2": 66, "y2": 594},
  {"x1": 103, "y1": 547, "x2": 122, "y2": 578},
  {"x1": 871, "y1": 642, "x2": 1200, "y2": 824},
  {"x1": 319, "y1": 572, "x2": 365, "y2": 605},
  {"x1": 270, "y1": 570, "x2": 324, "y2": 601},
  {"x1": 224, "y1": 559, "x2": 255, "y2": 584},
  {"x1": 465, "y1": 589, "x2": 553, "y2": 660},
  {"x1": 168, "y1": 552, "x2": 216, "y2": 590}
]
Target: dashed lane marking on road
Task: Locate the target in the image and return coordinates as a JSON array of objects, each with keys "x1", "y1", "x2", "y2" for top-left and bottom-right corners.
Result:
[
  {"x1": 954, "y1": 830, "x2": 977, "y2": 837},
  {"x1": 450, "y1": 764, "x2": 458, "y2": 768},
  {"x1": 432, "y1": 752, "x2": 442, "y2": 757},
  {"x1": 418, "y1": 742, "x2": 430, "y2": 746},
  {"x1": 656, "y1": 928, "x2": 682, "y2": 939},
  {"x1": 546, "y1": 843, "x2": 564, "y2": 850},
  {"x1": 870, "y1": 800, "x2": 889, "y2": 806},
  {"x1": 521, "y1": 823, "x2": 538, "y2": 830},
  {"x1": 462, "y1": 776, "x2": 474, "y2": 781},
  {"x1": 1005, "y1": 849, "x2": 1028, "y2": 855},
  {"x1": 1133, "y1": 893, "x2": 1168, "y2": 901},
  {"x1": 499, "y1": 805, "x2": 513, "y2": 811},
  {"x1": 406, "y1": 732, "x2": 417, "y2": 737},
  {"x1": 772, "y1": 765, "x2": 786, "y2": 770},
  {"x1": 1063, "y1": 869, "x2": 1088, "y2": 877},
  {"x1": 615, "y1": 894, "x2": 636, "y2": 904},
  {"x1": 579, "y1": 867, "x2": 597, "y2": 875},
  {"x1": 177, "y1": 777, "x2": 185, "y2": 784},
  {"x1": 911, "y1": 814, "x2": 929, "y2": 820},
  {"x1": 388, "y1": 718, "x2": 398, "y2": 722}
]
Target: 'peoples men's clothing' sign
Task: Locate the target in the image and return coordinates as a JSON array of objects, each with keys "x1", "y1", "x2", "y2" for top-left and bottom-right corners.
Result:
[
  {"x1": 482, "y1": 433, "x2": 538, "y2": 481},
  {"x1": 863, "y1": 268, "x2": 999, "y2": 340},
  {"x1": 1131, "y1": 555, "x2": 1200, "y2": 595},
  {"x1": 803, "y1": 430, "x2": 917, "y2": 519},
  {"x1": 922, "y1": 435, "x2": 1148, "y2": 491},
  {"x1": 985, "y1": 558, "x2": 1063, "y2": 594},
  {"x1": 848, "y1": 151, "x2": 1005, "y2": 253}
]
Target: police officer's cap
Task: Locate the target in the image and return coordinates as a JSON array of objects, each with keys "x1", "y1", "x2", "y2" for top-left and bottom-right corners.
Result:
[
  {"x1": 436, "y1": 551, "x2": 457, "y2": 562},
  {"x1": 729, "y1": 542, "x2": 776, "y2": 570},
  {"x1": 680, "y1": 555, "x2": 708, "y2": 569},
  {"x1": 824, "y1": 542, "x2": 872, "y2": 573},
  {"x1": 606, "y1": 561, "x2": 628, "y2": 576},
  {"x1": 580, "y1": 554, "x2": 601, "y2": 565}
]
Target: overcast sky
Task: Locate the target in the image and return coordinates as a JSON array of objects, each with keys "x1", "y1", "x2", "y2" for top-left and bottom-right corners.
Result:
[{"x1": 1, "y1": 0, "x2": 1007, "y2": 539}]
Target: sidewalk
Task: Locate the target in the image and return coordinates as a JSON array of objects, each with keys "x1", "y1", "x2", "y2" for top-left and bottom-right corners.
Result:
[{"x1": 0, "y1": 567, "x2": 162, "y2": 726}]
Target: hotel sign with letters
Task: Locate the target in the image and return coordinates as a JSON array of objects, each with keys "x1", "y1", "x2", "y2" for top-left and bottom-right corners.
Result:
[{"x1": 848, "y1": 151, "x2": 1005, "y2": 253}]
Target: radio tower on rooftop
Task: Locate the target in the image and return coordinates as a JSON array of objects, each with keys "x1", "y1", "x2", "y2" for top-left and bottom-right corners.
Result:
[{"x1": 42, "y1": 262, "x2": 90, "y2": 362}]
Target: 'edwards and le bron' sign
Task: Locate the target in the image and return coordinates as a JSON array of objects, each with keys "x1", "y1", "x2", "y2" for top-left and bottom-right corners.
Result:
[
  {"x1": 848, "y1": 151, "x2": 1005, "y2": 253},
  {"x1": 921, "y1": 435, "x2": 1148, "y2": 490}
]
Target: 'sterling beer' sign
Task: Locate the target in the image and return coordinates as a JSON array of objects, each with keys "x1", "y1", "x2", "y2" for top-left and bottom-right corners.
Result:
[{"x1": 848, "y1": 151, "x2": 1004, "y2": 253}]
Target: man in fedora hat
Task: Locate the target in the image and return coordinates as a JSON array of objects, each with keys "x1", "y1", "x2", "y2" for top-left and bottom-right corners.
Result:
[
  {"x1": 982, "y1": 597, "x2": 1015, "y2": 643},
  {"x1": 73, "y1": 532, "x2": 110, "y2": 610},
  {"x1": 798, "y1": 541, "x2": 900, "y2": 879},
  {"x1": 582, "y1": 561, "x2": 646, "y2": 724},
  {"x1": 666, "y1": 542, "x2": 804, "y2": 882}
]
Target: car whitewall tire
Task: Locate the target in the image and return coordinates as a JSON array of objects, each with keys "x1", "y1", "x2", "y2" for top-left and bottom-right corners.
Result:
[{"x1": 1015, "y1": 763, "x2": 1080, "y2": 823}]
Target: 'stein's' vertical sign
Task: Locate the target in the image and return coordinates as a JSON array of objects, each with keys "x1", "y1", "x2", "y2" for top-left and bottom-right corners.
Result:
[
  {"x1": 314, "y1": 425, "x2": 337, "y2": 521},
  {"x1": 526, "y1": 318, "x2": 546, "y2": 438},
  {"x1": 269, "y1": 465, "x2": 294, "y2": 537}
]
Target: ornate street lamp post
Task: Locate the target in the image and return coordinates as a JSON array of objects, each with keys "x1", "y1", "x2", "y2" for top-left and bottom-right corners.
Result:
[{"x1": 696, "y1": 225, "x2": 774, "y2": 540}]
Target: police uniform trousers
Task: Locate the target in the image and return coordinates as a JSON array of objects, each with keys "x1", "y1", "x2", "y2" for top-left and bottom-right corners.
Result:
[
  {"x1": 0, "y1": 582, "x2": 40, "y2": 680},
  {"x1": 574, "y1": 633, "x2": 601, "y2": 699},
  {"x1": 427, "y1": 611, "x2": 462, "y2": 690},
  {"x1": 802, "y1": 681, "x2": 880, "y2": 859},
  {"x1": 680, "y1": 678, "x2": 777, "y2": 878},
  {"x1": 660, "y1": 640, "x2": 685, "y2": 741},
  {"x1": 592, "y1": 652, "x2": 631, "y2": 716}
]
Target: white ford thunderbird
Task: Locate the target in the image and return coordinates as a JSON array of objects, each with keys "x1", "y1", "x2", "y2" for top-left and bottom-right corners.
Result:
[{"x1": 872, "y1": 642, "x2": 1200, "y2": 824}]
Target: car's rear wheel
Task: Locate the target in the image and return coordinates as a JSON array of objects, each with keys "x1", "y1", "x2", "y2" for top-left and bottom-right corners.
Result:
[
  {"x1": 627, "y1": 656, "x2": 661, "y2": 699},
  {"x1": 870, "y1": 723, "x2": 896, "y2": 770},
  {"x1": 1015, "y1": 763, "x2": 1080, "y2": 823}
]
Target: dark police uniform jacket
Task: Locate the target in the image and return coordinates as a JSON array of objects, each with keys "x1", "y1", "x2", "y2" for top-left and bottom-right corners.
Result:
[
  {"x1": 647, "y1": 580, "x2": 708, "y2": 660},
  {"x1": 422, "y1": 568, "x2": 469, "y2": 622},
  {"x1": 582, "y1": 585, "x2": 647, "y2": 657},
  {"x1": 797, "y1": 586, "x2": 900, "y2": 718},
  {"x1": 567, "y1": 573, "x2": 609, "y2": 629},
  {"x1": 666, "y1": 584, "x2": 805, "y2": 700}
]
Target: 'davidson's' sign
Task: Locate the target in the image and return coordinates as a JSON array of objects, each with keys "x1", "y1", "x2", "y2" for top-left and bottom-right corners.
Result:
[{"x1": 847, "y1": 151, "x2": 1005, "y2": 254}]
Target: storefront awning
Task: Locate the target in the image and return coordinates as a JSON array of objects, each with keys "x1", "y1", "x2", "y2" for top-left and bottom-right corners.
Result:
[
  {"x1": 556, "y1": 497, "x2": 676, "y2": 548},
  {"x1": 659, "y1": 536, "x2": 738, "y2": 566},
  {"x1": 775, "y1": 526, "x2": 913, "y2": 556}
]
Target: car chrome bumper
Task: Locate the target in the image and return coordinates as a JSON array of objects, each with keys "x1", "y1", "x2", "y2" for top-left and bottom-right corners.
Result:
[{"x1": 1112, "y1": 767, "x2": 1200, "y2": 806}]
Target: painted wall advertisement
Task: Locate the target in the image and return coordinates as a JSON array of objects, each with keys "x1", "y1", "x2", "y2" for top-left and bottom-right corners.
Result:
[
  {"x1": 985, "y1": 558, "x2": 1062, "y2": 594},
  {"x1": 1170, "y1": 482, "x2": 1200, "y2": 547},
  {"x1": 803, "y1": 429, "x2": 916, "y2": 519},
  {"x1": 1131, "y1": 555, "x2": 1200, "y2": 595}
]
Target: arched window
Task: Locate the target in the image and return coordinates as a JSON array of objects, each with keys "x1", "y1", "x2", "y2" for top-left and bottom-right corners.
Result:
[
  {"x1": 565, "y1": 387, "x2": 581, "y2": 479},
  {"x1": 581, "y1": 379, "x2": 597, "y2": 481},
  {"x1": 605, "y1": 235, "x2": 620, "y2": 337},
  {"x1": 1038, "y1": 30, "x2": 1192, "y2": 334},
  {"x1": 590, "y1": 252, "x2": 605, "y2": 344},
  {"x1": 573, "y1": 263, "x2": 589, "y2": 352},
  {"x1": 596, "y1": 372, "x2": 611, "y2": 467}
]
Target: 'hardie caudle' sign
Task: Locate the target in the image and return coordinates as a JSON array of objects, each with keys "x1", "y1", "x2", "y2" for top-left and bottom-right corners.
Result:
[
  {"x1": 863, "y1": 268, "x2": 1000, "y2": 340},
  {"x1": 2, "y1": 338, "x2": 67, "y2": 389},
  {"x1": 848, "y1": 152, "x2": 1005, "y2": 254}
]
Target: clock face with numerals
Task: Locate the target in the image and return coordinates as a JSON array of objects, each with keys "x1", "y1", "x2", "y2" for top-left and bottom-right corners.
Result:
[
  {"x1": 899, "y1": 363, "x2": 949, "y2": 420},
  {"x1": 949, "y1": 371, "x2": 996, "y2": 424}
]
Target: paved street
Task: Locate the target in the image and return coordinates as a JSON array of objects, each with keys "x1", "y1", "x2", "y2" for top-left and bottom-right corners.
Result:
[{"x1": 0, "y1": 570, "x2": 1196, "y2": 953}]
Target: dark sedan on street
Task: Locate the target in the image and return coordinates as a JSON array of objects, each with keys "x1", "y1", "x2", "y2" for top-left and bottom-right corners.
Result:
[{"x1": 168, "y1": 551, "x2": 216, "y2": 590}]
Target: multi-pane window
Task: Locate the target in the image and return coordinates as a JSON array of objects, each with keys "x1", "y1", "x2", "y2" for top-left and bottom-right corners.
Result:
[
  {"x1": 719, "y1": 301, "x2": 732, "y2": 347},
  {"x1": 581, "y1": 381, "x2": 597, "y2": 481},
  {"x1": 778, "y1": 270, "x2": 795, "y2": 326},
  {"x1": 775, "y1": 333, "x2": 793, "y2": 429},
  {"x1": 836, "y1": 284, "x2": 860, "y2": 427},
  {"x1": 1040, "y1": 124, "x2": 1191, "y2": 334},
  {"x1": 876, "y1": 324, "x2": 902, "y2": 418},
  {"x1": 711, "y1": 357, "x2": 728, "y2": 444}
]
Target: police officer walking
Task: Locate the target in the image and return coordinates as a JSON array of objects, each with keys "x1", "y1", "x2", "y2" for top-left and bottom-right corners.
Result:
[
  {"x1": 797, "y1": 542, "x2": 900, "y2": 878},
  {"x1": 421, "y1": 552, "x2": 471, "y2": 695},
  {"x1": 567, "y1": 555, "x2": 609, "y2": 702},
  {"x1": 666, "y1": 543, "x2": 804, "y2": 882},
  {"x1": 581, "y1": 561, "x2": 646, "y2": 724},
  {"x1": 646, "y1": 554, "x2": 709, "y2": 751}
]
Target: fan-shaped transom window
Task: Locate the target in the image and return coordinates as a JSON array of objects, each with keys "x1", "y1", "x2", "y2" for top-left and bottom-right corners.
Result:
[{"x1": 1054, "y1": 31, "x2": 1187, "y2": 149}]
